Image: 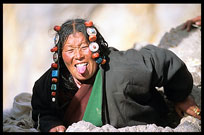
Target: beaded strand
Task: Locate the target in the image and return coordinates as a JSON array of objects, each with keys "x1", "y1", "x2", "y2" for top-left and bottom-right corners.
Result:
[
  {"x1": 50, "y1": 25, "x2": 61, "y2": 102},
  {"x1": 85, "y1": 21, "x2": 106, "y2": 65}
]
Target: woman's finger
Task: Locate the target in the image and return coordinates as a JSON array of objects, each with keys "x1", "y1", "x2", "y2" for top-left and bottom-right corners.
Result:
[
  {"x1": 49, "y1": 127, "x2": 57, "y2": 132},
  {"x1": 185, "y1": 106, "x2": 201, "y2": 120},
  {"x1": 57, "y1": 125, "x2": 66, "y2": 132}
]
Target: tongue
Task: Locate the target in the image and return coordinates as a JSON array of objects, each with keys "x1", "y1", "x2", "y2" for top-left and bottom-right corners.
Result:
[{"x1": 76, "y1": 65, "x2": 87, "y2": 74}]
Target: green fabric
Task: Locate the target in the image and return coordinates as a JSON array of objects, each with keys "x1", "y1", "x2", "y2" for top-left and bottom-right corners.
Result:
[{"x1": 82, "y1": 69, "x2": 103, "y2": 126}]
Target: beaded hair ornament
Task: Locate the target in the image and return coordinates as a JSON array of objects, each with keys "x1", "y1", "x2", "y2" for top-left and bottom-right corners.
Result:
[
  {"x1": 84, "y1": 21, "x2": 106, "y2": 65},
  {"x1": 50, "y1": 21, "x2": 106, "y2": 102},
  {"x1": 50, "y1": 25, "x2": 60, "y2": 102}
]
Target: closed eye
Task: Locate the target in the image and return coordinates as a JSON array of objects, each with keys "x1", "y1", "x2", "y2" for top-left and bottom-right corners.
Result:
[
  {"x1": 63, "y1": 48, "x2": 74, "y2": 53},
  {"x1": 81, "y1": 46, "x2": 88, "y2": 49}
]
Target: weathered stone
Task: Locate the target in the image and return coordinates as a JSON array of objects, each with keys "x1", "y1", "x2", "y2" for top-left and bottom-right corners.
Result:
[
  {"x1": 66, "y1": 120, "x2": 96, "y2": 132},
  {"x1": 158, "y1": 23, "x2": 201, "y2": 86},
  {"x1": 66, "y1": 116, "x2": 201, "y2": 132},
  {"x1": 173, "y1": 116, "x2": 201, "y2": 132},
  {"x1": 101, "y1": 124, "x2": 119, "y2": 132}
]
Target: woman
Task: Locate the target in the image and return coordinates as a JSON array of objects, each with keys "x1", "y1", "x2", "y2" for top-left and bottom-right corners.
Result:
[{"x1": 31, "y1": 18, "x2": 201, "y2": 132}]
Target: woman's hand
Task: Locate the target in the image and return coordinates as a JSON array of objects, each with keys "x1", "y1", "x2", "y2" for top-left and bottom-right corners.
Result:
[
  {"x1": 49, "y1": 125, "x2": 66, "y2": 132},
  {"x1": 175, "y1": 95, "x2": 201, "y2": 120},
  {"x1": 182, "y1": 16, "x2": 201, "y2": 32}
]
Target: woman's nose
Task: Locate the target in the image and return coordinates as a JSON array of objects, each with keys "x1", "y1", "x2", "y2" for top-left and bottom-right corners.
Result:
[{"x1": 74, "y1": 49, "x2": 84, "y2": 60}]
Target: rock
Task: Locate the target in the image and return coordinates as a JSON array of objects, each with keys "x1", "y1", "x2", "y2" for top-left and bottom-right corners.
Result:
[
  {"x1": 101, "y1": 124, "x2": 119, "y2": 132},
  {"x1": 66, "y1": 120, "x2": 96, "y2": 132},
  {"x1": 191, "y1": 85, "x2": 201, "y2": 108},
  {"x1": 158, "y1": 23, "x2": 201, "y2": 86},
  {"x1": 66, "y1": 116, "x2": 201, "y2": 132},
  {"x1": 173, "y1": 116, "x2": 201, "y2": 132}
]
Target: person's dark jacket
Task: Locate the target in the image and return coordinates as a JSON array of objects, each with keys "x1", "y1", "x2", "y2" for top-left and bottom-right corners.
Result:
[{"x1": 31, "y1": 45, "x2": 193, "y2": 132}]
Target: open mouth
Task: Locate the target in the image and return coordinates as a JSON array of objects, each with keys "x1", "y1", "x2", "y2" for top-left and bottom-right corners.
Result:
[{"x1": 75, "y1": 63, "x2": 88, "y2": 74}]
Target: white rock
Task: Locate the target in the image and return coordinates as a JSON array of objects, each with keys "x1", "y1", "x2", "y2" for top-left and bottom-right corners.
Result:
[{"x1": 66, "y1": 116, "x2": 201, "y2": 132}]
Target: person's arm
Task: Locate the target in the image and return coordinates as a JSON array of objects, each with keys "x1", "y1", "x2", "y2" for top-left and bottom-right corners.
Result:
[
  {"x1": 140, "y1": 45, "x2": 200, "y2": 119},
  {"x1": 31, "y1": 70, "x2": 66, "y2": 132},
  {"x1": 140, "y1": 45, "x2": 192, "y2": 101}
]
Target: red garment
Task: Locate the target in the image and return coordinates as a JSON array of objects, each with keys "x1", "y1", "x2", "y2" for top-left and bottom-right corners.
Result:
[
  {"x1": 64, "y1": 83, "x2": 93, "y2": 125},
  {"x1": 63, "y1": 74, "x2": 97, "y2": 125}
]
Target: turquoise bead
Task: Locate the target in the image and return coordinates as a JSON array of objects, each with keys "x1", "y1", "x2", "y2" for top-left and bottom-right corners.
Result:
[
  {"x1": 51, "y1": 84, "x2": 57, "y2": 90},
  {"x1": 96, "y1": 57, "x2": 102, "y2": 64},
  {"x1": 52, "y1": 70, "x2": 58, "y2": 77}
]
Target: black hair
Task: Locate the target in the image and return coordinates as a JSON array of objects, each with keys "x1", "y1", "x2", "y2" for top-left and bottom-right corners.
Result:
[
  {"x1": 57, "y1": 18, "x2": 109, "y2": 59},
  {"x1": 55, "y1": 18, "x2": 109, "y2": 99}
]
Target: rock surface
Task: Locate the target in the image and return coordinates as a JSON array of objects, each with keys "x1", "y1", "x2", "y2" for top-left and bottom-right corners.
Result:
[
  {"x1": 158, "y1": 23, "x2": 201, "y2": 87},
  {"x1": 66, "y1": 116, "x2": 201, "y2": 132}
]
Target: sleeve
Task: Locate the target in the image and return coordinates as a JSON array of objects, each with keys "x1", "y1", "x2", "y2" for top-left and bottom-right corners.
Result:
[
  {"x1": 31, "y1": 70, "x2": 64, "y2": 132},
  {"x1": 140, "y1": 45, "x2": 193, "y2": 102}
]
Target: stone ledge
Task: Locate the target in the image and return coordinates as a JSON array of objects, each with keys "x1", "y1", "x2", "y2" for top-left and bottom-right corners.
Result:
[{"x1": 66, "y1": 116, "x2": 201, "y2": 132}]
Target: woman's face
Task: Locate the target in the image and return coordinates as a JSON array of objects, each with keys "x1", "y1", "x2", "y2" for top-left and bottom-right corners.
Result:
[{"x1": 62, "y1": 32, "x2": 98, "y2": 81}]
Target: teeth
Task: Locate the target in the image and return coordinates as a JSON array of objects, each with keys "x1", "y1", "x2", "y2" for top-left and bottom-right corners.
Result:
[{"x1": 75, "y1": 63, "x2": 88, "y2": 67}]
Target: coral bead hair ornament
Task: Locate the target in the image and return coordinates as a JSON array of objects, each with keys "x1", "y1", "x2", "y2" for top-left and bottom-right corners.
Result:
[
  {"x1": 85, "y1": 21, "x2": 106, "y2": 65},
  {"x1": 85, "y1": 21, "x2": 93, "y2": 27},
  {"x1": 49, "y1": 25, "x2": 61, "y2": 102},
  {"x1": 54, "y1": 25, "x2": 61, "y2": 32},
  {"x1": 89, "y1": 42, "x2": 99, "y2": 52},
  {"x1": 87, "y1": 27, "x2": 97, "y2": 36},
  {"x1": 91, "y1": 52, "x2": 100, "y2": 59}
]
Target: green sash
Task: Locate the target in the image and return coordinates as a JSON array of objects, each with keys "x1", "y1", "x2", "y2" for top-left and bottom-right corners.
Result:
[{"x1": 82, "y1": 69, "x2": 103, "y2": 126}]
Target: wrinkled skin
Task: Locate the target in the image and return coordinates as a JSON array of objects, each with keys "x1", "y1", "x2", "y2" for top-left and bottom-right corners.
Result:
[{"x1": 62, "y1": 32, "x2": 98, "y2": 88}]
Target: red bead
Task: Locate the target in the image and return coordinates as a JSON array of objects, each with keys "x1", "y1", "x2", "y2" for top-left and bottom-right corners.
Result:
[
  {"x1": 50, "y1": 46, "x2": 58, "y2": 52},
  {"x1": 92, "y1": 52, "x2": 100, "y2": 59},
  {"x1": 52, "y1": 78, "x2": 58, "y2": 83},
  {"x1": 101, "y1": 59, "x2": 106, "y2": 65},
  {"x1": 89, "y1": 35, "x2": 97, "y2": 42},
  {"x1": 85, "y1": 21, "x2": 93, "y2": 27},
  {"x1": 51, "y1": 92, "x2": 56, "y2": 96},
  {"x1": 54, "y1": 25, "x2": 61, "y2": 32},
  {"x1": 51, "y1": 63, "x2": 58, "y2": 68}
]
